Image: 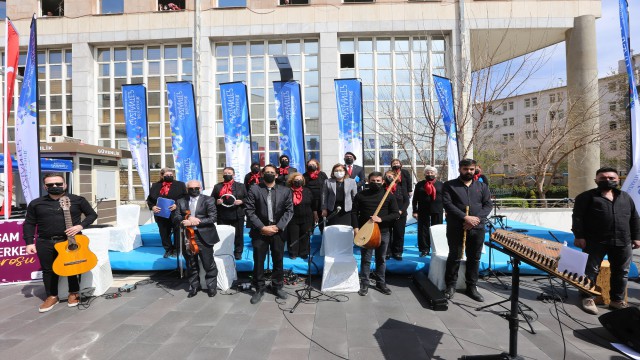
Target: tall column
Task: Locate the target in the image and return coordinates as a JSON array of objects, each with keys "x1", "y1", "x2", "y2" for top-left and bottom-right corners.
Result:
[
  {"x1": 71, "y1": 42, "x2": 96, "y2": 144},
  {"x1": 565, "y1": 15, "x2": 600, "y2": 197},
  {"x1": 319, "y1": 32, "x2": 340, "y2": 173},
  {"x1": 453, "y1": 0, "x2": 472, "y2": 161}
]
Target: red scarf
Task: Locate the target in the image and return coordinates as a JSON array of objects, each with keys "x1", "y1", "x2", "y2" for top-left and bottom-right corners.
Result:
[
  {"x1": 386, "y1": 183, "x2": 397, "y2": 194},
  {"x1": 279, "y1": 167, "x2": 290, "y2": 176},
  {"x1": 292, "y1": 186, "x2": 303, "y2": 205},
  {"x1": 220, "y1": 180, "x2": 234, "y2": 196},
  {"x1": 395, "y1": 169, "x2": 402, "y2": 183},
  {"x1": 160, "y1": 181, "x2": 171, "y2": 196},
  {"x1": 309, "y1": 170, "x2": 319, "y2": 180},
  {"x1": 249, "y1": 173, "x2": 261, "y2": 184},
  {"x1": 473, "y1": 171, "x2": 482, "y2": 182},
  {"x1": 424, "y1": 179, "x2": 436, "y2": 200}
]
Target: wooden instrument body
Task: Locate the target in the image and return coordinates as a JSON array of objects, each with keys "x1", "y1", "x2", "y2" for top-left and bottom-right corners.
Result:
[
  {"x1": 354, "y1": 220, "x2": 381, "y2": 249},
  {"x1": 184, "y1": 210, "x2": 199, "y2": 255},
  {"x1": 52, "y1": 196, "x2": 98, "y2": 277}
]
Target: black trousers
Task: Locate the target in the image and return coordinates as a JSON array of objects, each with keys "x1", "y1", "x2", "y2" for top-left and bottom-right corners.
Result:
[
  {"x1": 251, "y1": 234, "x2": 284, "y2": 290},
  {"x1": 36, "y1": 239, "x2": 80, "y2": 297},
  {"x1": 360, "y1": 230, "x2": 391, "y2": 285},
  {"x1": 218, "y1": 218, "x2": 245, "y2": 257},
  {"x1": 287, "y1": 219, "x2": 312, "y2": 258},
  {"x1": 445, "y1": 226, "x2": 485, "y2": 288},
  {"x1": 417, "y1": 212, "x2": 443, "y2": 253},
  {"x1": 389, "y1": 214, "x2": 408, "y2": 256},
  {"x1": 582, "y1": 242, "x2": 632, "y2": 301},
  {"x1": 155, "y1": 216, "x2": 180, "y2": 252},
  {"x1": 183, "y1": 234, "x2": 218, "y2": 291}
]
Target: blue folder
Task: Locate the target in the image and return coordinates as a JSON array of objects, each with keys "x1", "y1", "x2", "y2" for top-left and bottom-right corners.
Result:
[{"x1": 156, "y1": 197, "x2": 175, "y2": 219}]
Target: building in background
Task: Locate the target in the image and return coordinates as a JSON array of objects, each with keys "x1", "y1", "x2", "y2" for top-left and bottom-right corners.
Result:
[{"x1": 0, "y1": 0, "x2": 602, "y2": 200}]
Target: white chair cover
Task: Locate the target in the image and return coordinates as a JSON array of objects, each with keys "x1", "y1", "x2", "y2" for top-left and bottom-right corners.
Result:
[
  {"x1": 202, "y1": 224, "x2": 237, "y2": 291},
  {"x1": 428, "y1": 224, "x2": 467, "y2": 291},
  {"x1": 109, "y1": 204, "x2": 142, "y2": 252},
  {"x1": 321, "y1": 225, "x2": 360, "y2": 293},
  {"x1": 58, "y1": 228, "x2": 113, "y2": 298}
]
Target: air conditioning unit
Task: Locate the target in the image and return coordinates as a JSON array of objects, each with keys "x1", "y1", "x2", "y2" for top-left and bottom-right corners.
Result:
[{"x1": 48, "y1": 136, "x2": 83, "y2": 144}]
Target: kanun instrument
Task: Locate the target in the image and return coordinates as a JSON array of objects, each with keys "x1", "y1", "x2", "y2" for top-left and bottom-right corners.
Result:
[
  {"x1": 491, "y1": 229, "x2": 600, "y2": 296},
  {"x1": 354, "y1": 173, "x2": 400, "y2": 249},
  {"x1": 52, "y1": 197, "x2": 98, "y2": 277}
]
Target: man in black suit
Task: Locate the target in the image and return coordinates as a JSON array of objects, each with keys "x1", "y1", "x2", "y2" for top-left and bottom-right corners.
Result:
[
  {"x1": 213, "y1": 167, "x2": 247, "y2": 260},
  {"x1": 244, "y1": 164, "x2": 294, "y2": 304},
  {"x1": 146, "y1": 168, "x2": 187, "y2": 258},
  {"x1": 173, "y1": 180, "x2": 220, "y2": 298},
  {"x1": 344, "y1": 152, "x2": 365, "y2": 191}
]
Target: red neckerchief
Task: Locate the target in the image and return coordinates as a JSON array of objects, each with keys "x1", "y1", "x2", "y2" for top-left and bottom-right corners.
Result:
[
  {"x1": 395, "y1": 169, "x2": 402, "y2": 183},
  {"x1": 292, "y1": 186, "x2": 303, "y2": 205},
  {"x1": 347, "y1": 165, "x2": 353, "y2": 177},
  {"x1": 424, "y1": 179, "x2": 436, "y2": 200},
  {"x1": 386, "y1": 183, "x2": 397, "y2": 194},
  {"x1": 309, "y1": 170, "x2": 319, "y2": 180},
  {"x1": 220, "y1": 180, "x2": 234, "y2": 196},
  {"x1": 249, "y1": 173, "x2": 261, "y2": 184},
  {"x1": 473, "y1": 171, "x2": 482, "y2": 182},
  {"x1": 279, "y1": 167, "x2": 290, "y2": 176},
  {"x1": 160, "y1": 181, "x2": 171, "y2": 196}
]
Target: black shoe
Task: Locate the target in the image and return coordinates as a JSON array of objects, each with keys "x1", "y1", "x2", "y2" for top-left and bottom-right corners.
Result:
[
  {"x1": 301, "y1": 254, "x2": 309, "y2": 260},
  {"x1": 358, "y1": 282, "x2": 369, "y2": 296},
  {"x1": 187, "y1": 287, "x2": 201, "y2": 298},
  {"x1": 444, "y1": 286, "x2": 455, "y2": 300},
  {"x1": 385, "y1": 254, "x2": 391, "y2": 260},
  {"x1": 169, "y1": 249, "x2": 177, "y2": 258},
  {"x1": 376, "y1": 283, "x2": 392, "y2": 295},
  {"x1": 419, "y1": 251, "x2": 429, "y2": 257},
  {"x1": 234, "y1": 254, "x2": 242, "y2": 260},
  {"x1": 275, "y1": 288, "x2": 288, "y2": 300},
  {"x1": 392, "y1": 254, "x2": 403, "y2": 261},
  {"x1": 465, "y1": 286, "x2": 485, "y2": 302},
  {"x1": 250, "y1": 289, "x2": 264, "y2": 304},
  {"x1": 163, "y1": 250, "x2": 171, "y2": 258},
  {"x1": 370, "y1": 272, "x2": 381, "y2": 282},
  {"x1": 207, "y1": 288, "x2": 217, "y2": 297}
]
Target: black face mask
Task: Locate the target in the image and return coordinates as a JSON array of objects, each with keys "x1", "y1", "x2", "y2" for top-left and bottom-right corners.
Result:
[
  {"x1": 460, "y1": 173, "x2": 474, "y2": 181},
  {"x1": 163, "y1": 176, "x2": 174, "y2": 182},
  {"x1": 392, "y1": 165, "x2": 401, "y2": 171},
  {"x1": 188, "y1": 189, "x2": 200, "y2": 197},
  {"x1": 307, "y1": 165, "x2": 317, "y2": 172},
  {"x1": 251, "y1": 167, "x2": 260, "y2": 174},
  {"x1": 597, "y1": 180, "x2": 618, "y2": 190},
  {"x1": 280, "y1": 160, "x2": 289, "y2": 167},
  {"x1": 344, "y1": 158, "x2": 354, "y2": 165},
  {"x1": 263, "y1": 173, "x2": 276, "y2": 183},
  {"x1": 223, "y1": 175, "x2": 234, "y2": 182},
  {"x1": 369, "y1": 183, "x2": 382, "y2": 192},
  {"x1": 47, "y1": 187, "x2": 65, "y2": 195},
  {"x1": 293, "y1": 180, "x2": 303, "y2": 187},
  {"x1": 426, "y1": 175, "x2": 436, "y2": 181}
]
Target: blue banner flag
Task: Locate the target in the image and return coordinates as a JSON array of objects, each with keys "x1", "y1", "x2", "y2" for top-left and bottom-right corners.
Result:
[
  {"x1": 334, "y1": 79, "x2": 364, "y2": 167},
  {"x1": 220, "y1": 82, "x2": 252, "y2": 181},
  {"x1": 166, "y1": 81, "x2": 204, "y2": 188},
  {"x1": 620, "y1": 0, "x2": 640, "y2": 207},
  {"x1": 122, "y1": 83, "x2": 151, "y2": 199},
  {"x1": 433, "y1": 75, "x2": 460, "y2": 180},
  {"x1": 14, "y1": 16, "x2": 40, "y2": 205},
  {"x1": 273, "y1": 81, "x2": 305, "y2": 171}
]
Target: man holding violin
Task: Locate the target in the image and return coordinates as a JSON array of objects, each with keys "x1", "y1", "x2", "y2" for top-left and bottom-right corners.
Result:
[{"x1": 172, "y1": 180, "x2": 220, "y2": 298}]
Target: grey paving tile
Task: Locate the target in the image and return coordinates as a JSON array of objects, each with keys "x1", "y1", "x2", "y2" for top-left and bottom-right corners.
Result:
[
  {"x1": 167, "y1": 325, "x2": 213, "y2": 344},
  {"x1": 247, "y1": 301, "x2": 285, "y2": 330},
  {"x1": 348, "y1": 346, "x2": 386, "y2": 360},
  {"x1": 133, "y1": 310, "x2": 193, "y2": 344},
  {"x1": 376, "y1": 328, "x2": 430, "y2": 360},
  {"x1": 309, "y1": 326, "x2": 348, "y2": 359},
  {"x1": 82, "y1": 324, "x2": 148, "y2": 360},
  {"x1": 268, "y1": 347, "x2": 311, "y2": 360},
  {"x1": 448, "y1": 328, "x2": 506, "y2": 354},
  {"x1": 272, "y1": 313, "x2": 314, "y2": 349},
  {"x1": 0, "y1": 338, "x2": 22, "y2": 351},
  {"x1": 201, "y1": 313, "x2": 252, "y2": 348},
  {"x1": 346, "y1": 327, "x2": 379, "y2": 348},
  {"x1": 188, "y1": 297, "x2": 234, "y2": 326},
  {"x1": 227, "y1": 329, "x2": 278, "y2": 360},
  {"x1": 1, "y1": 322, "x2": 80, "y2": 359},
  {"x1": 107, "y1": 342, "x2": 157, "y2": 360},
  {"x1": 122, "y1": 295, "x2": 185, "y2": 326},
  {"x1": 188, "y1": 346, "x2": 233, "y2": 360}
]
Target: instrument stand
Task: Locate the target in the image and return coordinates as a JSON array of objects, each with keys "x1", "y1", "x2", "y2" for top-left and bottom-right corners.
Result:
[
  {"x1": 481, "y1": 221, "x2": 508, "y2": 289},
  {"x1": 464, "y1": 258, "x2": 527, "y2": 360},
  {"x1": 290, "y1": 220, "x2": 342, "y2": 314}
]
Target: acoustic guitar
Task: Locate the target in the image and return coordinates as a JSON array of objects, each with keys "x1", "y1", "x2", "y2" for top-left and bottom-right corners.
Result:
[
  {"x1": 354, "y1": 172, "x2": 400, "y2": 249},
  {"x1": 52, "y1": 196, "x2": 98, "y2": 277}
]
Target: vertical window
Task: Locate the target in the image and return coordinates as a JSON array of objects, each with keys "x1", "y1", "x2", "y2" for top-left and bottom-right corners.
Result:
[
  {"x1": 508, "y1": 101, "x2": 514, "y2": 110},
  {"x1": 101, "y1": 0, "x2": 124, "y2": 14},
  {"x1": 524, "y1": 98, "x2": 530, "y2": 108},
  {"x1": 525, "y1": 115, "x2": 530, "y2": 124},
  {"x1": 509, "y1": 117, "x2": 514, "y2": 126},
  {"x1": 42, "y1": 0, "x2": 64, "y2": 16},
  {"x1": 0, "y1": 1, "x2": 6, "y2": 19},
  {"x1": 218, "y1": 0, "x2": 247, "y2": 7},
  {"x1": 532, "y1": 97, "x2": 538, "y2": 106}
]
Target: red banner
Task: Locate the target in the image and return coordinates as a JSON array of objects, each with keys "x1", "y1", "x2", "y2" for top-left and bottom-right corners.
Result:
[
  {"x1": 0, "y1": 220, "x2": 41, "y2": 284},
  {"x1": 1, "y1": 20, "x2": 19, "y2": 218}
]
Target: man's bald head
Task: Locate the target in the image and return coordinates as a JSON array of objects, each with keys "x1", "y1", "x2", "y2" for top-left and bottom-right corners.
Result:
[{"x1": 186, "y1": 180, "x2": 201, "y2": 189}]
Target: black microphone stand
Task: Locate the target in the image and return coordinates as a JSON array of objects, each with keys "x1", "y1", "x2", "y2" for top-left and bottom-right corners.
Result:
[{"x1": 290, "y1": 209, "x2": 343, "y2": 313}]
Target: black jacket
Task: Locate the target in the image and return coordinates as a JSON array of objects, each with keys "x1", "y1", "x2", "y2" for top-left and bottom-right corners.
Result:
[
  {"x1": 346, "y1": 164, "x2": 366, "y2": 190},
  {"x1": 442, "y1": 178, "x2": 492, "y2": 230},
  {"x1": 146, "y1": 180, "x2": 188, "y2": 210},
  {"x1": 352, "y1": 188, "x2": 400, "y2": 230},
  {"x1": 243, "y1": 171, "x2": 263, "y2": 191},
  {"x1": 388, "y1": 183, "x2": 409, "y2": 214},
  {"x1": 172, "y1": 194, "x2": 220, "y2": 246},
  {"x1": 245, "y1": 183, "x2": 294, "y2": 236},
  {"x1": 303, "y1": 171, "x2": 328, "y2": 212},
  {"x1": 572, "y1": 188, "x2": 640, "y2": 246},
  {"x1": 212, "y1": 181, "x2": 247, "y2": 220},
  {"x1": 275, "y1": 167, "x2": 298, "y2": 185},
  {"x1": 413, "y1": 180, "x2": 444, "y2": 215},
  {"x1": 291, "y1": 187, "x2": 315, "y2": 223}
]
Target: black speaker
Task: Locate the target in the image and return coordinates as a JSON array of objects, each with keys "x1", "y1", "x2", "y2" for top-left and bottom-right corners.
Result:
[
  {"x1": 599, "y1": 307, "x2": 640, "y2": 352},
  {"x1": 412, "y1": 271, "x2": 448, "y2": 311}
]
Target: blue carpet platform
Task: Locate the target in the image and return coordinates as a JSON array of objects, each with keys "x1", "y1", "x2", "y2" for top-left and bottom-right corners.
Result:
[{"x1": 108, "y1": 220, "x2": 639, "y2": 278}]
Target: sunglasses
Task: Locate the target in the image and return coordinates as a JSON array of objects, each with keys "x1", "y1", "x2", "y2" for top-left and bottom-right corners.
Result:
[
  {"x1": 44, "y1": 182, "x2": 64, "y2": 188},
  {"x1": 188, "y1": 187, "x2": 200, "y2": 190}
]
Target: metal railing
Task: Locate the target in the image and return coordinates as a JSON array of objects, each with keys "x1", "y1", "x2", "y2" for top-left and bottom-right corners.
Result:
[{"x1": 492, "y1": 198, "x2": 574, "y2": 209}]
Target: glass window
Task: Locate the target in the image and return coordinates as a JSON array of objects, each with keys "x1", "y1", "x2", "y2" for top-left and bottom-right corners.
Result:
[
  {"x1": 218, "y1": 0, "x2": 247, "y2": 7},
  {"x1": 101, "y1": 0, "x2": 124, "y2": 14}
]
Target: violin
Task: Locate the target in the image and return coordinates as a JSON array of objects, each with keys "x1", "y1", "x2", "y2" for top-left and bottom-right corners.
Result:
[{"x1": 183, "y1": 210, "x2": 199, "y2": 255}]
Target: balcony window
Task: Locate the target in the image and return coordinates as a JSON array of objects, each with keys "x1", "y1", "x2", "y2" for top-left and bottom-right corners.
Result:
[
  {"x1": 158, "y1": 0, "x2": 184, "y2": 11},
  {"x1": 42, "y1": 0, "x2": 64, "y2": 17},
  {"x1": 218, "y1": 0, "x2": 246, "y2": 7},
  {"x1": 101, "y1": 0, "x2": 123, "y2": 14}
]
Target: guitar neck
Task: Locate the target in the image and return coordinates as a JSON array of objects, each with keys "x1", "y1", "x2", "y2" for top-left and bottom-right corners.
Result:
[{"x1": 62, "y1": 197, "x2": 76, "y2": 244}]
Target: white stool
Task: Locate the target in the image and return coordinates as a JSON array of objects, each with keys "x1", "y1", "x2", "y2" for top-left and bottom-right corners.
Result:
[
  {"x1": 321, "y1": 225, "x2": 360, "y2": 293},
  {"x1": 109, "y1": 204, "x2": 142, "y2": 252},
  {"x1": 427, "y1": 224, "x2": 467, "y2": 291},
  {"x1": 197, "y1": 225, "x2": 237, "y2": 292}
]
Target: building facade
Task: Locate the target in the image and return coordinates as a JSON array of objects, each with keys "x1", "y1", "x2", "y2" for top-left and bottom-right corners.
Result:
[{"x1": 1, "y1": 0, "x2": 601, "y2": 200}]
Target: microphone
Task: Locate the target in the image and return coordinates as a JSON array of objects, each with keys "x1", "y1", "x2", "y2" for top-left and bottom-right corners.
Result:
[{"x1": 325, "y1": 206, "x2": 342, "y2": 221}]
